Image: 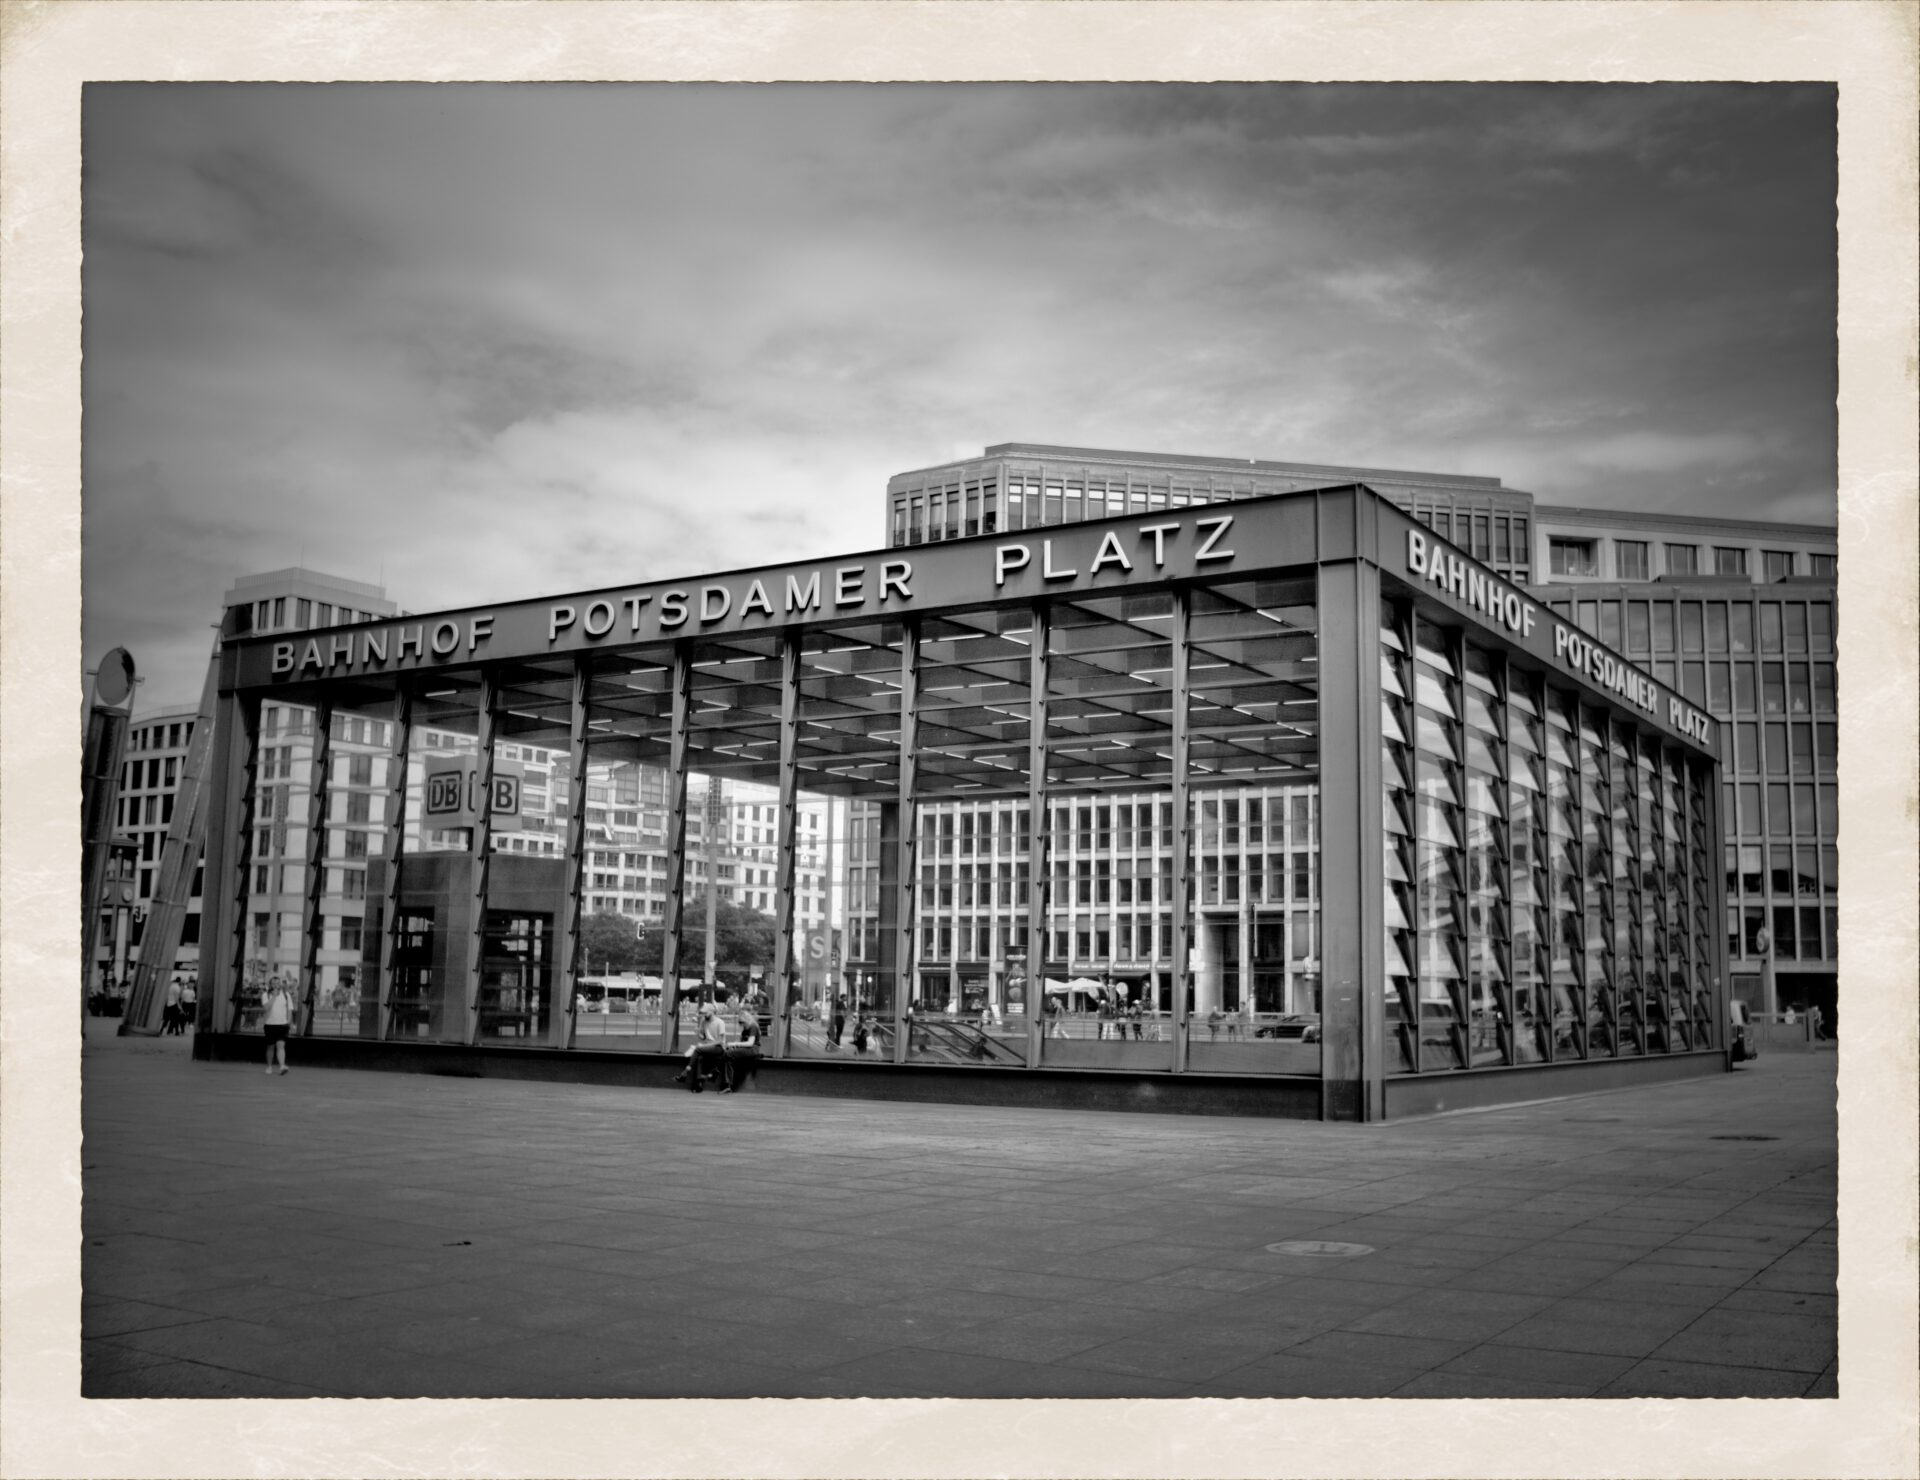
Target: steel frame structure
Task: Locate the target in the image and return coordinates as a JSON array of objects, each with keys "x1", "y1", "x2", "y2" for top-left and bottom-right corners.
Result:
[{"x1": 197, "y1": 485, "x2": 1728, "y2": 1120}]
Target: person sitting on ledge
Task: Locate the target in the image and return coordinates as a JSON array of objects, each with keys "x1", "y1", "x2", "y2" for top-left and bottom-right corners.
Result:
[
  {"x1": 674, "y1": 1003, "x2": 730, "y2": 1092},
  {"x1": 720, "y1": 1002, "x2": 762, "y2": 1093}
]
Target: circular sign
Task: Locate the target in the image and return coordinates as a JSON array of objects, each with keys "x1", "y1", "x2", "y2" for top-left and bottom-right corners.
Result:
[
  {"x1": 1753, "y1": 928, "x2": 1772, "y2": 955},
  {"x1": 1264, "y1": 1240, "x2": 1375, "y2": 1258},
  {"x1": 94, "y1": 648, "x2": 136, "y2": 708}
]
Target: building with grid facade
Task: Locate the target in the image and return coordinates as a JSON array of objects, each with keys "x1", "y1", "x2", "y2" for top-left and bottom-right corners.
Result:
[{"x1": 879, "y1": 445, "x2": 1837, "y2": 1031}]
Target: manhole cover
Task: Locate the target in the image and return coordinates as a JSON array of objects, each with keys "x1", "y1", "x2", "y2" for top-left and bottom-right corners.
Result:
[
  {"x1": 1265, "y1": 1240, "x2": 1375, "y2": 1258},
  {"x1": 1710, "y1": 1134, "x2": 1780, "y2": 1141}
]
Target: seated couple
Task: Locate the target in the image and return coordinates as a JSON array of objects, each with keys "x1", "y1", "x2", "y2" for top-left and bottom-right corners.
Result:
[{"x1": 674, "y1": 1000, "x2": 761, "y2": 1094}]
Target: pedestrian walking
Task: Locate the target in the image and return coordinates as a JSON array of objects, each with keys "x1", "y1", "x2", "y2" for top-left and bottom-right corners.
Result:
[
  {"x1": 261, "y1": 978, "x2": 294, "y2": 1075},
  {"x1": 180, "y1": 978, "x2": 197, "y2": 1033},
  {"x1": 164, "y1": 977, "x2": 183, "y2": 1034},
  {"x1": 830, "y1": 993, "x2": 848, "y2": 1049}
]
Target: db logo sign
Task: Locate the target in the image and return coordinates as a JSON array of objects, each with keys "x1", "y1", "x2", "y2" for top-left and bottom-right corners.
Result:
[
  {"x1": 426, "y1": 773, "x2": 464, "y2": 815},
  {"x1": 423, "y1": 763, "x2": 523, "y2": 828}
]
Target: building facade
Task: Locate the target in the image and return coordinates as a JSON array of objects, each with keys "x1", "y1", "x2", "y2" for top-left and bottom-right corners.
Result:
[
  {"x1": 878, "y1": 445, "x2": 1837, "y2": 1029},
  {"x1": 192, "y1": 482, "x2": 1728, "y2": 1120}
]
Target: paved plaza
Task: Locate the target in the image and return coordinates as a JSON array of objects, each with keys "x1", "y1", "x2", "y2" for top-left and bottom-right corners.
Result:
[{"x1": 81, "y1": 1027, "x2": 1837, "y2": 1400}]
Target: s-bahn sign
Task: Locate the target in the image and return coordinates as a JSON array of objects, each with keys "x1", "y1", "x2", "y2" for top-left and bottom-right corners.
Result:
[{"x1": 226, "y1": 485, "x2": 1715, "y2": 754}]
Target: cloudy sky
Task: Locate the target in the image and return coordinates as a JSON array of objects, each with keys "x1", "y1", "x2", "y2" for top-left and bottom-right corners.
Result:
[{"x1": 83, "y1": 83, "x2": 1836, "y2": 710}]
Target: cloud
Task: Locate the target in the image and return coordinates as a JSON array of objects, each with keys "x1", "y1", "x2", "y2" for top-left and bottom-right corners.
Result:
[
  {"x1": 80, "y1": 83, "x2": 1836, "y2": 709},
  {"x1": 1570, "y1": 430, "x2": 1770, "y2": 476}
]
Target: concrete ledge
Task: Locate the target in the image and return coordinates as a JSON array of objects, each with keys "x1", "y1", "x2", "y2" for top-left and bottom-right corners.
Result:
[
  {"x1": 192, "y1": 1032, "x2": 1324, "y2": 1119},
  {"x1": 1383, "y1": 1048, "x2": 1728, "y2": 1119}
]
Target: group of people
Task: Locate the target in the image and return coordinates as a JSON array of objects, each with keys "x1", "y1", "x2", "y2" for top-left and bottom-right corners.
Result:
[
  {"x1": 819, "y1": 993, "x2": 881, "y2": 1054},
  {"x1": 161, "y1": 976, "x2": 198, "y2": 1035},
  {"x1": 1782, "y1": 1003, "x2": 1831, "y2": 1041},
  {"x1": 674, "y1": 992, "x2": 762, "y2": 1093},
  {"x1": 1042, "y1": 994, "x2": 1162, "y2": 1040},
  {"x1": 1101, "y1": 999, "x2": 1153, "y2": 1040}
]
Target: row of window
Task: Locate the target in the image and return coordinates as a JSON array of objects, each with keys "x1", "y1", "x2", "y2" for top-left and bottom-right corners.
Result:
[
  {"x1": 117, "y1": 792, "x2": 177, "y2": 829},
  {"x1": 889, "y1": 475, "x2": 1292, "y2": 545},
  {"x1": 1408, "y1": 506, "x2": 1532, "y2": 576},
  {"x1": 128, "y1": 720, "x2": 194, "y2": 752},
  {"x1": 1554, "y1": 597, "x2": 1833, "y2": 655},
  {"x1": 1724, "y1": 719, "x2": 1838, "y2": 779},
  {"x1": 120, "y1": 756, "x2": 179, "y2": 792},
  {"x1": 233, "y1": 596, "x2": 386, "y2": 634},
  {"x1": 1548, "y1": 537, "x2": 1834, "y2": 583}
]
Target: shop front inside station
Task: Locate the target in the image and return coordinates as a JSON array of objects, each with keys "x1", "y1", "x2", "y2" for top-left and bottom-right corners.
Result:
[{"x1": 197, "y1": 484, "x2": 1727, "y2": 1120}]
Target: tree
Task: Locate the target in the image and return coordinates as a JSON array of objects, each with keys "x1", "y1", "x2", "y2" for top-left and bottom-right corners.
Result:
[
  {"x1": 577, "y1": 911, "x2": 648, "y2": 974},
  {"x1": 574, "y1": 900, "x2": 778, "y2": 987},
  {"x1": 712, "y1": 898, "x2": 777, "y2": 977}
]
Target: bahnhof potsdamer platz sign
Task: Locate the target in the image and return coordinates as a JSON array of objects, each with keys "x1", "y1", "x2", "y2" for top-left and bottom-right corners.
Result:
[{"x1": 195, "y1": 482, "x2": 1728, "y2": 1120}]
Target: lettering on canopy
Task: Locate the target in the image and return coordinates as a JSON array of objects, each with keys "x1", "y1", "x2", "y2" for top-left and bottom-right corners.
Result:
[
  {"x1": 1398, "y1": 524, "x2": 1715, "y2": 754},
  {"x1": 231, "y1": 498, "x2": 1318, "y2": 690}
]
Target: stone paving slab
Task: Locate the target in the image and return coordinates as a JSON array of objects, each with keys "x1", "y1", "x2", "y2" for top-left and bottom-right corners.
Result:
[{"x1": 79, "y1": 1027, "x2": 1838, "y2": 1399}]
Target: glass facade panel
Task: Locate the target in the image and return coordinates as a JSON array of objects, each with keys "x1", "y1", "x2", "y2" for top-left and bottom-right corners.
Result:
[
  {"x1": 1382, "y1": 600, "x2": 1418, "y2": 1073},
  {"x1": 1181, "y1": 578, "x2": 1322, "y2": 1075}
]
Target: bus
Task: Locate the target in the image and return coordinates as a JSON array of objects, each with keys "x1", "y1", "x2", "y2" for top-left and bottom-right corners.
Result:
[{"x1": 574, "y1": 977, "x2": 659, "y2": 1014}]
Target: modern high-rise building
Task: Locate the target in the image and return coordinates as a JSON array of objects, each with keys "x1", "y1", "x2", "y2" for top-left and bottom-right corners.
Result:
[{"x1": 866, "y1": 444, "x2": 1837, "y2": 1027}]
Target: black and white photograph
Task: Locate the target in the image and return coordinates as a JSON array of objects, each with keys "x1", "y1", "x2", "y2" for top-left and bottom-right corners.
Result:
[{"x1": 7, "y1": 5, "x2": 1915, "y2": 1475}]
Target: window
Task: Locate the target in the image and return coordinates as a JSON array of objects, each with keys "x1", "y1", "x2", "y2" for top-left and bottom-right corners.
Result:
[
  {"x1": 1763, "y1": 550, "x2": 1796, "y2": 582},
  {"x1": 1714, "y1": 546, "x2": 1749, "y2": 576},
  {"x1": 1549, "y1": 538, "x2": 1597, "y2": 577},
  {"x1": 1616, "y1": 541, "x2": 1650, "y2": 581},
  {"x1": 1808, "y1": 553, "x2": 1835, "y2": 577},
  {"x1": 1665, "y1": 544, "x2": 1698, "y2": 576}
]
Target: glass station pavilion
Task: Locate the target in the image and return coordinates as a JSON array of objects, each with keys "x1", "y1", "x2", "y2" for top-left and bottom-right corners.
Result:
[{"x1": 197, "y1": 483, "x2": 1731, "y2": 1120}]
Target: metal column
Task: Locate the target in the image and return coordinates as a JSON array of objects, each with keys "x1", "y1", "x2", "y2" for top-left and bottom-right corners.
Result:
[
  {"x1": 294, "y1": 698, "x2": 334, "y2": 1036},
  {"x1": 460, "y1": 672, "x2": 498, "y2": 1045},
  {"x1": 554, "y1": 657, "x2": 590, "y2": 1049},
  {"x1": 1169, "y1": 587, "x2": 1192, "y2": 1071},
  {"x1": 200, "y1": 691, "x2": 259, "y2": 1035},
  {"x1": 890, "y1": 620, "x2": 920, "y2": 1062},
  {"x1": 656, "y1": 649, "x2": 693, "y2": 1053},
  {"x1": 373, "y1": 682, "x2": 412, "y2": 1041},
  {"x1": 1024, "y1": 602, "x2": 1050, "y2": 1069},
  {"x1": 1315, "y1": 561, "x2": 1385, "y2": 1120},
  {"x1": 122, "y1": 645, "x2": 221, "y2": 1036},
  {"x1": 770, "y1": 634, "x2": 802, "y2": 1058}
]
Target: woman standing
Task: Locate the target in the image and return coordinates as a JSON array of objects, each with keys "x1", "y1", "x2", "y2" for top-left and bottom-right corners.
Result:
[{"x1": 261, "y1": 978, "x2": 294, "y2": 1075}]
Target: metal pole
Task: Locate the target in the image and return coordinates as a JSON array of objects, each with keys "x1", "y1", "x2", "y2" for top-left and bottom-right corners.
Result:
[
  {"x1": 705, "y1": 789, "x2": 720, "y2": 992},
  {"x1": 656, "y1": 648, "x2": 693, "y2": 1052}
]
